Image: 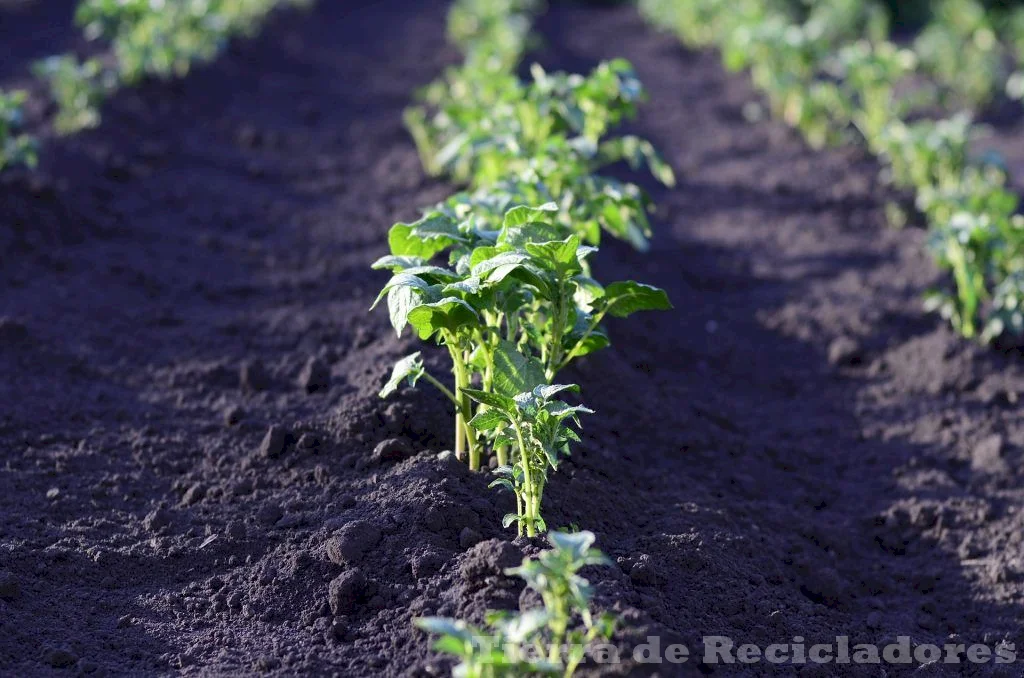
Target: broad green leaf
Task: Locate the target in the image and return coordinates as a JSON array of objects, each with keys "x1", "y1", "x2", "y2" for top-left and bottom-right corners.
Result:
[
  {"x1": 432, "y1": 635, "x2": 470, "y2": 657},
  {"x1": 461, "y1": 387, "x2": 516, "y2": 413},
  {"x1": 387, "y1": 284, "x2": 420, "y2": 336},
  {"x1": 379, "y1": 352, "x2": 424, "y2": 398},
  {"x1": 388, "y1": 214, "x2": 462, "y2": 259},
  {"x1": 414, "y1": 617, "x2": 475, "y2": 642},
  {"x1": 524, "y1": 235, "x2": 581, "y2": 271},
  {"x1": 502, "y1": 203, "x2": 558, "y2": 229},
  {"x1": 469, "y1": 408, "x2": 509, "y2": 431},
  {"x1": 549, "y1": 530, "x2": 596, "y2": 560},
  {"x1": 443, "y1": 276, "x2": 482, "y2": 296},
  {"x1": 370, "y1": 272, "x2": 431, "y2": 310},
  {"x1": 370, "y1": 255, "x2": 427, "y2": 271},
  {"x1": 533, "y1": 384, "x2": 580, "y2": 401},
  {"x1": 492, "y1": 340, "x2": 546, "y2": 397},
  {"x1": 400, "y1": 266, "x2": 461, "y2": 284},
  {"x1": 406, "y1": 297, "x2": 478, "y2": 340},
  {"x1": 471, "y1": 251, "x2": 530, "y2": 283},
  {"x1": 600, "y1": 281, "x2": 672, "y2": 318},
  {"x1": 499, "y1": 220, "x2": 567, "y2": 248}
]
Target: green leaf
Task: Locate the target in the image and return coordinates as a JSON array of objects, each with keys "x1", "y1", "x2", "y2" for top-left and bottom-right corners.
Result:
[
  {"x1": 379, "y1": 352, "x2": 424, "y2": 398},
  {"x1": 499, "y1": 220, "x2": 567, "y2": 248},
  {"x1": 469, "y1": 408, "x2": 509, "y2": 431},
  {"x1": 415, "y1": 617, "x2": 475, "y2": 642},
  {"x1": 549, "y1": 530, "x2": 596, "y2": 560},
  {"x1": 388, "y1": 214, "x2": 462, "y2": 259},
  {"x1": 533, "y1": 384, "x2": 580, "y2": 401},
  {"x1": 471, "y1": 251, "x2": 530, "y2": 284},
  {"x1": 444, "y1": 276, "x2": 482, "y2": 296},
  {"x1": 462, "y1": 387, "x2": 516, "y2": 413},
  {"x1": 524, "y1": 235, "x2": 581, "y2": 271},
  {"x1": 370, "y1": 272, "x2": 432, "y2": 311},
  {"x1": 599, "y1": 281, "x2": 672, "y2": 318},
  {"x1": 502, "y1": 203, "x2": 558, "y2": 229},
  {"x1": 406, "y1": 297, "x2": 478, "y2": 340},
  {"x1": 387, "y1": 285, "x2": 420, "y2": 337},
  {"x1": 432, "y1": 635, "x2": 471, "y2": 657},
  {"x1": 492, "y1": 340, "x2": 546, "y2": 397},
  {"x1": 370, "y1": 255, "x2": 427, "y2": 271}
]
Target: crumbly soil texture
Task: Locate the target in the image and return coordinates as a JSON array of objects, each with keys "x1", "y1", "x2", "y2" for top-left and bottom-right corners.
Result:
[{"x1": 2, "y1": 1, "x2": 1024, "y2": 676}]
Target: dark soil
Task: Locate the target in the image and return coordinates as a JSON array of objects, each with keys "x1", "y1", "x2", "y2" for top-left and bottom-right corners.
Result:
[{"x1": 2, "y1": 1, "x2": 1024, "y2": 676}]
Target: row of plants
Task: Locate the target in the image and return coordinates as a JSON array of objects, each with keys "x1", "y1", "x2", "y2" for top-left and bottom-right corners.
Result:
[
  {"x1": 35, "y1": 0, "x2": 313, "y2": 134},
  {"x1": 374, "y1": 0, "x2": 676, "y2": 673},
  {"x1": 641, "y1": 0, "x2": 1024, "y2": 344},
  {"x1": 374, "y1": 0, "x2": 674, "y2": 536},
  {"x1": 0, "y1": 0, "x2": 310, "y2": 157}
]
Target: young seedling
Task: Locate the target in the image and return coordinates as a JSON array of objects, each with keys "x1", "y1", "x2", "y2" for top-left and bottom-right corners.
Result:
[
  {"x1": 407, "y1": 59, "x2": 675, "y2": 251},
  {"x1": 33, "y1": 56, "x2": 114, "y2": 134},
  {"x1": 416, "y1": 530, "x2": 617, "y2": 677},
  {"x1": 39, "y1": 0, "x2": 311, "y2": 134},
  {"x1": 466, "y1": 384, "x2": 591, "y2": 537},
  {"x1": 0, "y1": 91, "x2": 37, "y2": 171},
  {"x1": 372, "y1": 205, "x2": 671, "y2": 471}
]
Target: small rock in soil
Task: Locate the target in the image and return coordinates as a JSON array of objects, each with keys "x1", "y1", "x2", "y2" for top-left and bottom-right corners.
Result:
[
  {"x1": 629, "y1": 554, "x2": 659, "y2": 586},
  {"x1": 459, "y1": 528, "x2": 482, "y2": 549},
  {"x1": 180, "y1": 483, "x2": 206, "y2": 506},
  {"x1": 325, "y1": 520, "x2": 381, "y2": 565},
  {"x1": 971, "y1": 434, "x2": 1007, "y2": 474},
  {"x1": 0, "y1": 317, "x2": 29, "y2": 344},
  {"x1": 223, "y1": 405, "x2": 245, "y2": 426},
  {"x1": 227, "y1": 521, "x2": 247, "y2": 541},
  {"x1": 0, "y1": 572, "x2": 19, "y2": 600},
  {"x1": 328, "y1": 569, "x2": 367, "y2": 615},
  {"x1": 371, "y1": 437, "x2": 413, "y2": 465},
  {"x1": 240, "y1": 360, "x2": 270, "y2": 392},
  {"x1": 256, "y1": 503, "x2": 284, "y2": 527},
  {"x1": 827, "y1": 336, "x2": 862, "y2": 367},
  {"x1": 143, "y1": 508, "x2": 173, "y2": 533},
  {"x1": 798, "y1": 565, "x2": 846, "y2": 608},
  {"x1": 259, "y1": 425, "x2": 289, "y2": 459},
  {"x1": 43, "y1": 647, "x2": 77, "y2": 668},
  {"x1": 297, "y1": 433, "x2": 319, "y2": 450},
  {"x1": 411, "y1": 551, "x2": 445, "y2": 579},
  {"x1": 299, "y1": 358, "x2": 330, "y2": 394},
  {"x1": 460, "y1": 539, "x2": 521, "y2": 585},
  {"x1": 421, "y1": 506, "x2": 447, "y2": 533}
]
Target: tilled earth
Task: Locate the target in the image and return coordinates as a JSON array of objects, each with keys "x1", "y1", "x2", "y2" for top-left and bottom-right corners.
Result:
[{"x1": 2, "y1": 1, "x2": 1024, "y2": 676}]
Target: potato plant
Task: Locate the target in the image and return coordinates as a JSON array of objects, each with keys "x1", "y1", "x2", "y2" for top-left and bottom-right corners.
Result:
[
  {"x1": 0, "y1": 91, "x2": 37, "y2": 172},
  {"x1": 407, "y1": 59, "x2": 675, "y2": 251},
  {"x1": 416, "y1": 531, "x2": 616, "y2": 676},
  {"x1": 641, "y1": 0, "x2": 1024, "y2": 346},
  {"x1": 37, "y1": 0, "x2": 310, "y2": 134},
  {"x1": 373, "y1": 204, "x2": 671, "y2": 474}
]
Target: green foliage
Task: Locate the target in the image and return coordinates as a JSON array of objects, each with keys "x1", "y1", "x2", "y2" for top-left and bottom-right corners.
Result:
[
  {"x1": 415, "y1": 531, "x2": 616, "y2": 677},
  {"x1": 469, "y1": 384, "x2": 592, "y2": 536},
  {"x1": 32, "y1": 56, "x2": 114, "y2": 134},
  {"x1": 914, "y1": 0, "x2": 1004, "y2": 108},
  {"x1": 408, "y1": 59, "x2": 675, "y2": 251},
  {"x1": 372, "y1": 205, "x2": 671, "y2": 477},
  {"x1": 641, "y1": 0, "x2": 1024, "y2": 346},
  {"x1": 0, "y1": 90, "x2": 37, "y2": 172},
  {"x1": 38, "y1": 0, "x2": 310, "y2": 134}
]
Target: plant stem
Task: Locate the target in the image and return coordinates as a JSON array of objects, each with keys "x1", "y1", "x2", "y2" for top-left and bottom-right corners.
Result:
[
  {"x1": 511, "y1": 420, "x2": 536, "y2": 537},
  {"x1": 555, "y1": 309, "x2": 608, "y2": 375},
  {"x1": 420, "y1": 371, "x2": 458, "y2": 405},
  {"x1": 545, "y1": 289, "x2": 569, "y2": 381},
  {"x1": 450, "y1": 349, "x2": 480, "y2": 471}
]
